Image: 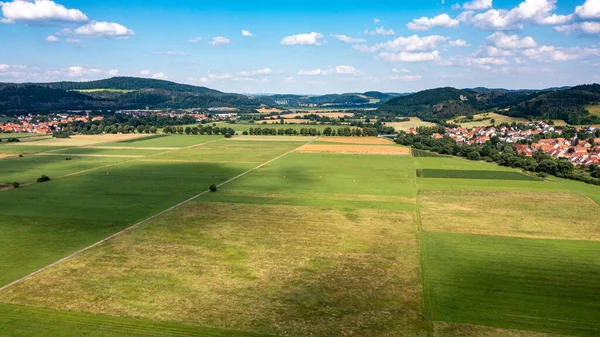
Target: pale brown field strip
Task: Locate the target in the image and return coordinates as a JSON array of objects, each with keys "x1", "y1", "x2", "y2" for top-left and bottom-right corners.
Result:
[
  {"x1": 319, "y1": 137, "x2": 394, "y2": 145},
  {"x1": 433, "y1": 322, "x2": 564, "y2": 337},
  {"x1": 84, "y1": 146, "x2": 181, "y2": 150},
  {"x1": 296, "y1": 144, "x2": 410, "y2": 155}
]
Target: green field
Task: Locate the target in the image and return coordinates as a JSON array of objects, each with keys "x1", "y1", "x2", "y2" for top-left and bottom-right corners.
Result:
[
  {"x1": 417, "y1": 169, "x2": 540, "y2": 181},
  {"x1": 215, "y1": 122, "x2": 349, "y2": 133},
  {"x1": 0, "y1": 133, "x2": 599, "y2": 336}
]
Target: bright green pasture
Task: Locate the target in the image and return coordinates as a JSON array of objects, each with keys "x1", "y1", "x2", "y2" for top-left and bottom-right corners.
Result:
[
  {"x1": 415, "y1": 157, "x2": 518, "y2": 171},
  {"x1": 0, "y1": 145, "x2": 68, "y2": 154},
  {"x1": 149, "y1": 140, "x2": 305, "y2": 164},
  {"x1": 418, "y1": 169, "x2": 540, "y2": 181},
  {"x1": 423, "y1": 232, "x2": 600, "y2": 337},
  {"x1": 0, "y1": 156, "x2": 127, "y2": 184},
  {"x1": 206, "y1": 152, "x2": 418, "y2": 201},
  {"x1": 0, "y1": 160, "x2": 249, "y2": 287},
  {"x1": 106, "y1": 135, "x2": 222, "y2": 148},
  {"x1": 0, "y1": 304, "x2": 268, "y2": 337}
]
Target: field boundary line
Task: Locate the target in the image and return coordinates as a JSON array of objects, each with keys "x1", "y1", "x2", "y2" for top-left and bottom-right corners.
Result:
[{"x1": 0, "y1": 138, "x2": 315, "y2": 293}]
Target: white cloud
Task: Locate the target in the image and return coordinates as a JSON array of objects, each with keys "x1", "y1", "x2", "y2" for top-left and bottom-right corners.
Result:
[
  {"x1": 374, "y1": 18, "x2": 380, "y2": 23},
  {"x1": 105, "y1": 69, "x2": 119, "y2": 76},
  {"x1": 0, "y1": 64, "x2": 10, "y2": 72},
  {"x1": 364, "y1": 27, "x2": 396, "y2": 35},
  {"x1": 152, "y1": 72, "x2": 168, "y2": 79},
  {"x1": 461, "y1": 0, "x2": 493, "y2": 11},
  {"x1": 0, "y1": 0, "x2": 88, "y2": 24},
  {"x1": 66, "y1": 66, "x2": 101, "y2": 77},
  {"x1": 460, "y1": 0, "x2": 574, "y2": 30},
  {"x1": 61, "y1": 21, "x2": 135, "y2": 39},
  {"x1": 379, "y1": 50, "x2": 441, "y2": 62},
  {"x1": 242, "y1": 29, "x2": 253, "y2": 37},
  {"x1": 281, "y1": 32, "x2": 324, "y2": 46},
  {"x1": 523, "y1": 45, "x2": 600, "y2": 61},
  {"x1": 152, "y1": 51, "x2": 189, "y2": 55},
  {"x1": 66, "y1": 38, "x2": 80, "y2": 44},
  {"x1": 390, "y1": 74, "x2": 422, "y2": 81},
  {"x1": 335, "y1": 65, "x2": 361, "y2": 75},
  {"x1": 449, "y1": 39, "x2": 470, "y2": 47},
  {"x1": 393, "y1": 68, "x2": 410, "y2": 73},
  {"x1": 333, "y1": 34, "x2": 366, "y2": 43},
  {"x1": 283, "y1": 77, "x2": 296, "y2": 83},
  {"x1": 487, "y1": 32, "x2": 537, "y2": 49},
  {"x1": 207, "y1": 72, "x2": 233, "y2": 80},
  {"x1": 209, "y1": 36, "x2": 230, "y2": 47},
  {"x1": 46, "y1": 35, "x2": 58, "y2": 42},
  {"x1": 576, "y1": 0, "x2": 600, "y2": 19},
  {"x1": 407, "y1": 14, "x2": 460, "y2": 31},
  {"x1": 555, "y1": 21, "x2": 600, "y2": 34},
  {"x1": 238, "y1": 68, "x2": 272, "y2": 76},
  {"x1": 298, "y1": 68, "x2": 329, "y2": 76},
  {"x1": 188, "y1": 37, "x2": 202, "y2": 43},
  {"x1": 371, "y1": 35, "x2": 448, "y2": 52},
  {"x1": 466, "y1": 56, "x2": 509, "y2": 65},
  {"x1": 140, "y1": 70, "x2": 150, "y2": 76}
]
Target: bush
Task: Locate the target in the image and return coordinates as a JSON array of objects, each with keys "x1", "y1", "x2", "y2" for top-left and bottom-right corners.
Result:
[
  {"x1": 224, "y1": 133, "x2": 232, "y2": 138},
  {"x1": 209, "y1": 184, "x2": 218, "y2": 192},
  {"x1": 37, "y1": 175, "x2": 51, "y2": 183},
  {"x1": 12, "y1": 182, "x2": 20, "y2": 188},
  {"x1": 18, "y1": 154, "x2": 23, "y2": 158}
]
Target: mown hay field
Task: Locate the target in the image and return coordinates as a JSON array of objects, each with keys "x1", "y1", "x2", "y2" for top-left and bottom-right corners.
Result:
[
  {"x1": 417, "y1": 169, "x2": 540, "y2": 181},
  {"x1": 296, "y1": 144, "x2": 410, "y2": 155}
]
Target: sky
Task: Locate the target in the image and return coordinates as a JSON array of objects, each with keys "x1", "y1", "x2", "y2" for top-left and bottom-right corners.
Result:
[{"x1": 0, "y1": 0, "x2": 599, "y2": 94}]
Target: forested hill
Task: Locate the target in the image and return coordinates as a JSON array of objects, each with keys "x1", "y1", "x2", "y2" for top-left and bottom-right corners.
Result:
[
  {"x1": 377, "y1": 85, "x2": 600, "y2": 125},
  {"x1": 39, "y1": 77, "x2": 225, "y2": 95}
]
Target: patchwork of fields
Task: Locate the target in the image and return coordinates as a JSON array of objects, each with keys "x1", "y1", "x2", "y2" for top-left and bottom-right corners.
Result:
[{"x1": 1, "y1": 134, "x2": 599, "y2": 336}]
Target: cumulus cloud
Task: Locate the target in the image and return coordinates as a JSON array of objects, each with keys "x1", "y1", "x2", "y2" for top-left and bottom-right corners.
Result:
[
  {"x1": 461, "y1": 0, "x2": 493, "y2": 11},
  {"x1": 449, "y1": 39, "x2": 471, "y2": 47},
  {"x1": 379, "y1": 50, "x2": 441, "y2": 62},
  {"x1": 65, "y1": 38, "x2": 81, "y2": 44},
  {"x1": 209, "y1": 36, "x2": 230, "y2": 47},
  {"x1": 152, "y1": 72, "x2": 168, "y2": 79},
  {"x1": 281, "y1": 32, "x2": 324, "y2": 45},
  {"x1": 66, "y1": 66, "x2": 101, "y2": 77},
  {"x1": 459, "y1": 0, "x2": 574, "y2": 30},
  {"x1": 105, "y1": 69, "x2": 119, "y2": 76},
  {"x1": 242, "y1": 29, "x2": 253, "y2": 37},
  {"x1": 188, "y1": 37, "x2": 202, "y2": 43},
  {"x1": 152, "y1": 51, "x2": 189, "y2": 55},
  {"x1": 298, "y1": 68, "x2": 329, "y2": 76},
  {"x1": 46, "y1": 35, "x2": 58, "y2": 42},
  {"x1": 364, "y1": 27, "x2": 396, "y2": 35},
  {"x1": 392, "y1": 68, "x2": 410, "y2": 73},
  {"x1": 283, "y1": 77, "x2": 296, "y2": 83},
  {"x1": 487, "y1": 32, "x2": 537, "y2": 49},
  {"x1": 390, "y1": 74, "x2": 422, "y2": 80},
  {"x1": 374, "y1": 18, "x2": 380, "y2": 23},
  {"x1": 576, "y1": 0, "x2": 600, "y2": 19},
  {"x1": 140, "y1": 70, "x2": 150, "y2": 76},
  {"x1": 335, "y1": 65, "x2": 361, "y2": 75},
  {"x1": 368, "y1": 35, "x2": 448, "y2": 52},
  {"x1": 60, "y1": 21, "x2": 135, "y2": 39},
  {"x1": 0, "y1": 0, "x2": 88, "y2": 24},
  {"x1": 238, "y1": 68, "x2": 272, "y2": 76},
  {"x1": 523, "y1": 45, "x2": 600, "y2": 61},
  {"x1": 333, "y1": 34, "x2": 366, "y2": 43},
  {"x1": 555, "y1": 21, "x2": 600, "y2": 34},
  {"x1": 407, "y1": 14, "x2": 460, "y2": 31}
]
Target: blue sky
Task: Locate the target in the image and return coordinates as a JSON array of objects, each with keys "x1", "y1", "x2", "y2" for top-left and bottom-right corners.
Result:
[{"x1": 0, "y1": 0, "x2": 599, "y2": 94}]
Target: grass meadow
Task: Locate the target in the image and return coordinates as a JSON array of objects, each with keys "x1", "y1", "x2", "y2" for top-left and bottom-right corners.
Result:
[{"x1": 0, "y1": 134, "x2": 599, "y2": 336}]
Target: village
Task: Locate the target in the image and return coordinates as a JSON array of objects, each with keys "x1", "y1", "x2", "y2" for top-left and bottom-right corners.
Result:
[{"x1": 407, "y1": 121, "x2": 600, "y2": 167}]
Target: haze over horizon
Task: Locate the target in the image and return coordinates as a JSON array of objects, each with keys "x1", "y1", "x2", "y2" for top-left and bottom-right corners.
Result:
[{"x1": 1, "y1": 0, "x2": 600, "y2": 94}]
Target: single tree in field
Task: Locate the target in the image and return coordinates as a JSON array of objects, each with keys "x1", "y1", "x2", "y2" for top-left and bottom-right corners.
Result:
[{"x1": 209, "y1": 184, "x2": 218, "y2": 192}]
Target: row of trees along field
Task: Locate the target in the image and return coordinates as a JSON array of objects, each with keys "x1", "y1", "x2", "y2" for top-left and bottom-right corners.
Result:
[
  {"x1": 243, "y1": 127, "x2": 381, "y2": 137},
  {"x1": 163, "y1": 125, "x2": 236, "y2": 137},
  {"x1": 396, "y1": 129, "x2": 600, "y2": 186}
]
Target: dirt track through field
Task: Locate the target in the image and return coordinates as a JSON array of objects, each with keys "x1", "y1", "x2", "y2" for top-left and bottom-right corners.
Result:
[{"x1": 0, "y1": 138, "x2": 316, "y2": 293}]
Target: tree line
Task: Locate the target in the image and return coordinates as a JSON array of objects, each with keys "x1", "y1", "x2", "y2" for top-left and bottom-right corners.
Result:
[{"x1": 396, "y1": 133, "x2": 600, "y2": 186}]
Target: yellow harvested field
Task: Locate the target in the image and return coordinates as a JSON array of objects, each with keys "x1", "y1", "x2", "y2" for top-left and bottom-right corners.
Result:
[
  {"x1": 257, "y1": 119, "x2": 312, "y2": 124},
  {"x1": 232, "y1": 135, "x2": 317, "y2": 142},
  {"x1": 297, "y1": 144, "x2": 410, "y2": 155},
  {"x1": 448, "y1": 112, "x2": 528, "y2": 128},
  {"x1": 387, "y1": 118, "x2": 437, "y2": 131},
  {"x1": 320, "y1": 137, "x2": 394, "y2": 145},
  {"x1": 0, "y1": 154, "x2": 15, "y2": 159},
  {"x1": 279, "y1": 112, "x2": 354, "y2": 119},
  {"x1": 4, "y1": 134, "x2": 149, "y2": 147},
  {"x1": 257, "y1": 108, "x2": 285, "y2": 114},
  {"x1": 421, "y1": 190, "x2": 600, "y2": 241},
  {"x1": 587, "y1": 105, "x2": 600, "y2": 117}
]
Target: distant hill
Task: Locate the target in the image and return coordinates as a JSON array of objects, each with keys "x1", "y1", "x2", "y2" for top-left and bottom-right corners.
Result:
[
  {"x1": 377, "y1": 85, "x2": 600, "y2": 125},
  {"x1": 40, "y1": 77, "x2": 224, "y2": 95}
]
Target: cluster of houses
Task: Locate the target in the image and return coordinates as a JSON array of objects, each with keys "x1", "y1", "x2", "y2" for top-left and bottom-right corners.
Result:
[
  {"x1": 0, "y1": 114, "x2": 104, "y2": 135},
  {"x1": 407, "y1": 121, "x2": 600, "y2": 167}
]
